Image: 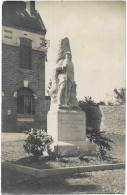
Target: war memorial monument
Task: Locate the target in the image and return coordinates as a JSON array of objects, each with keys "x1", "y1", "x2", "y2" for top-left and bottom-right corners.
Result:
[{"x1": 47, "y1": 37, "x2": 95, "y2": 156}]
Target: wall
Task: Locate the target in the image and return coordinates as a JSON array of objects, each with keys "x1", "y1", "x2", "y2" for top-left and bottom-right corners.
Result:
[
  {"x1": 45, "y1": 96, "x2": 51, "y2": 113},
  {"x1": 2, "y1": 26, "x2": 45, "y2": 52},
  {"x1": 84, "y1": 105, "x2": 125, "y2": 135},
  {"x1": 99, "y1": 105, "x2": 125, "y2": 135},
  {"x1": 41, "y1": 99, "x2": 126, "y2": 135},
  {"x1": 2, "y1": 43, "x2": 47, "y2": 132}
]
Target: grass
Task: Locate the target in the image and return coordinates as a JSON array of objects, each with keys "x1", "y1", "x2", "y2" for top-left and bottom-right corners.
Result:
[
  {"x1": 2, "y1": 132, "x2": 125, "y2": 169},
  {"x1": 2, "y1": 167, "x2": 125, "y2": 194},
  {"x1": 4, "y1": 155, "x2": 120, "y2": 170},
  {"x1": 1, "y1": 132, "x2": 125, "y2": 194}
]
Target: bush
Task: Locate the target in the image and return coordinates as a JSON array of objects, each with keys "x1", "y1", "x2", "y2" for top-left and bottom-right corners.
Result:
[
  {"x1": 23, "y1": 128, "x2": 53, "y2": 158},
  {"x1": 86, "y1": 127, "x2": 113, "y2": 160},
  {"x1": 79, "y1": 96, "x2": 96, "y2": 107},
  {"x1": 78, "y1": 96, "x2": 105, "y2": 131}
]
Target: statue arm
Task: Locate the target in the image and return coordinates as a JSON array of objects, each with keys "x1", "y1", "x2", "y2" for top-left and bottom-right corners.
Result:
[
  {"x1": 56, "y1": 59, "x2": 64, "y2": 71},
  {"x1": 56, "y1": 66, "x2": 62, "y2": 71}
]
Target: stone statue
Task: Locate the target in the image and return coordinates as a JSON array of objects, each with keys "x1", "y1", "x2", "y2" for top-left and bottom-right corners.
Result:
[
  {"x1": 47, "y1": 37, "x2": 95, "y2": 157},
  {"x1": 49, "y1": 37, "x2": 79, "y2": 109}
]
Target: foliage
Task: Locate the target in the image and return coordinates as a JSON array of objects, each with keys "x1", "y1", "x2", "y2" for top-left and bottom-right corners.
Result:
[
  {"x1": 47, "y1": 145, "x2": 57, "y2": 160},
  {"x1": 107, "y1": 101, "x2": 115, "y2": 106},
  {"x1": 97, "y1": 101, "x2": 106, "y2": 106},
  {"x1": 23, "y1": 128, "x2": 53, "y2": 158},
  {"x1": 39, "y1": 38, "x2": 50, "y2": 61},
  {"x1": 86, "y1": 127, "x2": 112, "y2": 160},
  {"x1": 113, "y1": 87, "x2": 126, "y2": 105},
  {"x1": 79, "y1": 96, "x2": 96, "y2": 107},
  {"x1": 79, "y1": 96, "x2": 105, "y2": 109},
  {"x1": 79, "y1": 97, "x2": 104, "y2": 131},
  {"x1": 46, "y1": 79, "x2": 52, "y2": 96},
  {"x1": 78, "y1": 150, "x2": 88, "y2": 160}
]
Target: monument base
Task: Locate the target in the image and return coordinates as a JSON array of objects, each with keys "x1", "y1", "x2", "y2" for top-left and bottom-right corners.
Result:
[
  {"x1": 47, "y1": 109, "x2": 96, "y2": 157},
  {"x1": 49, "y1": 140, "x2": 96, "y2": 157}
]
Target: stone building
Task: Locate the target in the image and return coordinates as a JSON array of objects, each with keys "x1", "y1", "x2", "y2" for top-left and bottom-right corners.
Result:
[{"x1": 2, "y1": 1, "x2": 50, "y2": 132}]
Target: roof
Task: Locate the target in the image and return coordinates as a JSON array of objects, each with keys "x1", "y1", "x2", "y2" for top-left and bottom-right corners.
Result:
[{"x1": 2, "y1": 1, "x2": 46, "y2": 35}]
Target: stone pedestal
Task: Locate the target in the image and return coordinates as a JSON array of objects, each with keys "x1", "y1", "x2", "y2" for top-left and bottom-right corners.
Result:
[{"x1": 47, "y1": 109, "x2": 96, "y2": 156}]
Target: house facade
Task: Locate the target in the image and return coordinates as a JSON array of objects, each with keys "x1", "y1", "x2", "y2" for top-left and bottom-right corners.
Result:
[{"x1": 2, "y1": 1, "x2": 50, "y2": 132}]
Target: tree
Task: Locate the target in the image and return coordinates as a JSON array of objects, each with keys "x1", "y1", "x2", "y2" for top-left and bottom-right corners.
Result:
[
  {"x1": 79, "y1": 96, "x2": 96, "y2": 107},
  {"x1": 107, "y1": 101, "x2": 114, "y2": 106},
  {"x1": 113, "y1": 88, "x2": 126, "y2": 105},
  {"x1": 78, "y1": 96, "x2": 105, "y2": 108},
  {"x1": 97, "y1": 101, "x2": 106, "y2": 106}
]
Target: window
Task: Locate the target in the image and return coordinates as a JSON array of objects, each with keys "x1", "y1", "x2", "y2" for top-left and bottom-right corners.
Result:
[
  {"x1": 19, "y1": 37, "x2": 32, "y2": 70},
  {"x1": 17, "y1": 88, "x2": 34, "y2": 115}
]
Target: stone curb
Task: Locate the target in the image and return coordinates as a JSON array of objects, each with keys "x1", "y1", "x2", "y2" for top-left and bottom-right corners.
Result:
[{"x1": 2, "y1": 162, "x2": 125, "y2": 179}]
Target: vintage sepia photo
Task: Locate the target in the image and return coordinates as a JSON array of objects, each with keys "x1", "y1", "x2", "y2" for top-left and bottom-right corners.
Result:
[{"x1": 1, "y1": 0, "x2": 126, "y2": 194}]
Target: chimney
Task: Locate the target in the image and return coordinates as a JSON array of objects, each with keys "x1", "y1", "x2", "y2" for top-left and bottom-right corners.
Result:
[{"x1": 26, "y1": 1, "x2": 35, "y2": 15}]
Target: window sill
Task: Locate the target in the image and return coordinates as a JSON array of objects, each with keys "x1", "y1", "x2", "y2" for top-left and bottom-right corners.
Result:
[
  {"x1": 17, "y1": 118, "x2": 34, "y2": 122},
  {"x1": 18, "y1": 114, "x2": 34, "y2": 117},
  {"x1": 17, "y1": 114, "x2": 34, "y2": 122},
  {"x1": 19, "y1": 68, "x2": 32, "y2": 72}
]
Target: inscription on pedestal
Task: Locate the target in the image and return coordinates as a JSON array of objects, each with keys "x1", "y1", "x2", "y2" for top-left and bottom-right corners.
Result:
[{"x1": 58, "y1": 111, "x2": 86, "y2": 141}]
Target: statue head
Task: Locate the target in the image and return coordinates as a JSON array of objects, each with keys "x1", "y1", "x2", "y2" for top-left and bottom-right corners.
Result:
[{"x1": 64, "y1": 51, "x2": 72, "y2": 60}]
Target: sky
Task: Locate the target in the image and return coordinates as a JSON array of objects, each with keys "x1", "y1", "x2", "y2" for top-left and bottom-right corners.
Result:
[{"x1": 36, "y1": 1, "x2": 126, "y2": 103}]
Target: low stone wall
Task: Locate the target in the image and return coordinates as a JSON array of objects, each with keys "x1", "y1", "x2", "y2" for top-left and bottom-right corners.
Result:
[
  {"x1": 99, "y1": 106, "x2": 125, "y2": 135},
  {"x1": 84, "y1": 105, "x2": 125, "y2": 135},
  {"x1": 45, "y1": 99, "x2": 125, "y2": 134}
]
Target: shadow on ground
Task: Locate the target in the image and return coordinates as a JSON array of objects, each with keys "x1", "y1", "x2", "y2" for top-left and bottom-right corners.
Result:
[
  {"x1": 5, "y1": 153, "x2": 120, "y2": 172},
  {"x1": 5, "y1": 156, "x2": 56, "y2": 169},
  {"x1": 2, "y1": 165, "x2": 101, "y2": 194}
]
